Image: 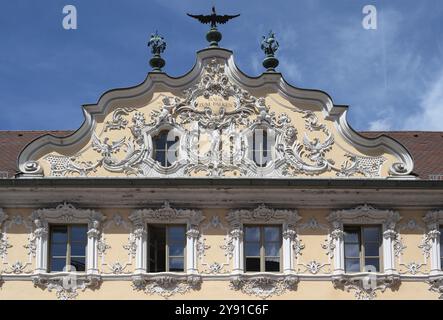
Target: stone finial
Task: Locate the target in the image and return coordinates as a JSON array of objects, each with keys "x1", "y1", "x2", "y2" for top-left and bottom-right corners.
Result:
[
  {"x1": 261, "y1": 31, "x2": 280, "y2": 72},
  {"x1": 148, "y1": 31, "x2": 166, "y2": 72}
]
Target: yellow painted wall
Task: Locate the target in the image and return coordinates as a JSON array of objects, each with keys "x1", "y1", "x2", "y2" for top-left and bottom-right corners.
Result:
[{"x1": 0, "y1": 207, "x2": 440, "y2": 300}]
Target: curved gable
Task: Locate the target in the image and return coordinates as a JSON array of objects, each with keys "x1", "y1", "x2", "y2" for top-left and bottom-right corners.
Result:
[{"x1": 18, "y1": 48, "x2": 414, "y2": 179}]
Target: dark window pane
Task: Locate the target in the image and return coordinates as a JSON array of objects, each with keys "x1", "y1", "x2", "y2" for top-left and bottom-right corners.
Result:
[
  {"x1": 70, "y1": 257, "x2": 86, "y2": 272},
  {"x1": 364, "y1": 243, "x2": 380, "y2": 257},
  {"x1": 169, "y1": 243, "x2": 185, "y2": 256},
  {"x1": 168, "y1": 226, "x2": 185, "y2": 242},
  {"x1": 153, "y1": 131, "x2": 179, "y2": 167},
  {"x1": 50, "y1": 243, "x2": 67, "y2": 257},
  {"x1": 70, "y1": 226, "x2": 87, "y2": 242},
  {"x1": 245, "y1": 242, "x2": 260, "y2": 256},
  {"x1": 345, "y1": 258, "x2": 360, "y2": 272},
  {"x1": 265, "y1": 257, "x2": 280, "y2": 272},
  {"x1": 264, "y1": 242, "x2": 280, "y2": 257},
  {"x1": 253, "y1": 130, "x2": 270, "y2": 167},
  {"x1": 364, "y1": 258, "x2": 380, "y2": 272},
  {"x1": 169, "y1": 257, "x2": 184, "y2": 272},
  {"x1": 264, "y1": 227, "x2": 280, "y2": 242},
  {"x1": 51, "y1": 226, "x2": 68, "y2": 243},
  {"x1": 71, "y1": 243, "x2": 86, "y2": 257},
  {"x1": 363, "y1": 227, "x2": 380, "y2": 242},
  {"x1": 344, "y1": 229, "x2": 359, "y2": 243},
  {"x1": 148, "y1": 225, "x2": 166, "y2": 272},
  {"x1": 244, "y1": 227, "x2": 260, "y2": 242},
  {"x1": 345, "y1": 244, "x2": 360, "y2": 258},
  {"x1": 245, "y1": 257, "x2": 260, "y2": 272},
  {"x1": 50, "y1": 258, "x2": 66, "y2": 272}
]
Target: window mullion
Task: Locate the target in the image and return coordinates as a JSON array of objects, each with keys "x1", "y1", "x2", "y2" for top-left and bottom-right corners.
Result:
[
  {"x1": 360, "y1": 227, "x2": 364, "y2": 272},
  {"x1": 166, "y1": 226, "x2": 169, "y2": 272},
  {"x1": 261, "y1": 226, "x2": 265, "y2": 272},
  {"x1": 66, "y1": 226, "x2": 71, "y2": 271}
]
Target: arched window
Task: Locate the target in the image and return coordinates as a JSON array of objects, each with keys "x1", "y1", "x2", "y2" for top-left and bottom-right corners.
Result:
[
  {"x1": 152, "y1": 130, "x2": 179, "y2": 167},
  {"x1": 252, "y1": 129, "x2": 272, "y2": 167}
]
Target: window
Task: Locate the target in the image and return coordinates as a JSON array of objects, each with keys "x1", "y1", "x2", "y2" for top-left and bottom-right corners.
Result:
[
  {"x1": 344, "y1": 226, "x2": 382, "y2": 273},
  {"x1": 252, "y1": 129, "x2": 271, "y2": 167},
  {"x1": 148, "y1": 225, "x2": 186, "y2": 272},
  {"x1": 440, "y1": 226, "x2": 443, "y2": 271},
  {"x1": 49, "y1": 225, "x2": 87, "y2": 272},
  {"x1": 152, "y1": 130, "x2": 179, "y2": 167},
  {"x1": 244, "y1": 225, "x2": 281, "y2": 272}
]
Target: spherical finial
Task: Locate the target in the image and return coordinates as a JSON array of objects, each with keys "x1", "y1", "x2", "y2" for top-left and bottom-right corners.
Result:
[
  {"x1": 206, "y1": 27, "x2": 222, "y2": 47},
  {"x1": 148, "y1": 31, "x2": 166, "y2": 72},
  {"x1": 261, "y1": 31, "x2": 280, "y2": 72}
]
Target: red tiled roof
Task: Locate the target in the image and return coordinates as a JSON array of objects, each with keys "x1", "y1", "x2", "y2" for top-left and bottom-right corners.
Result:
[
  {"x1": 0, "y1": 130, "x2": 442, "y2": 179},
  {"x1": 0, "y1": 131, "x2": 72, "y2": 178},
  {"x1": 361, "y1": 131, "x2": 443, "y2": 180}
]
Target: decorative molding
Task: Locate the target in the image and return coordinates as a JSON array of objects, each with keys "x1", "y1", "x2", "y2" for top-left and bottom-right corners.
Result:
[
  {"x1": 230, "y1": 274, "x2": 298, "y2": 299},
  {"x1": 18, "y1": 48, "x2": 414, "y2": 179},
  {"x1": 0, "y1": 213, "x2": 35, "y2": 275},
  {"x1": 32, "y1": 274, "x2": 101, "y2": 300},
  {"x1": 132, "y1": 274, "x2": 202, "y2": 299},
  {"x1": 227, "y1": 204, "x2": 302, "y2": 274},
  {"x1": 422, "y1": 210, "x2": 443, "y2": 275},
  {"x1": 428, "y1": 276, "x2": 443, "y2": 300},
  {"x1": 326, "y1": 204, "x2": 401, "y2": 280},
  {"x1": 298, "y1": 261, "x2": 329, "y2": 274},
  {"x1": 30, "y1": 202, "x2": 105, "y2": 294},
  {"x1": 200, "y1": 215, "x2": 230, "y2": 274},
  {"x1": 332, "y1": 273, "x2": 400, "y2": 300},
  {"x1": 100, "y1": 214, "x2": 134, "y2": 275},
  {"x1": 128, "y1": 202, "x2": 204, "y2": 292}
]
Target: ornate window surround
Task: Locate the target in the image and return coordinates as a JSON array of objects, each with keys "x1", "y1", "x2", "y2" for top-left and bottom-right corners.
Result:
[
  {"x1": 226, "y1": 204, "x2": 301, "y2": 298},
  {"x1": 29, "y1": 202, "x2": 105, "y2": 297},
  {"x1": 423, "y1": 210, "x2": 443, "y2": 298},
  {"x1": 326, "y1": 204, "x2": 401, "y2": 299},
  {"x1": 143, "y1": 122, "x2": 187, "y2": 174},
  {"x1": 128, "y1": 202, "x2": 204, "y2": 297}
]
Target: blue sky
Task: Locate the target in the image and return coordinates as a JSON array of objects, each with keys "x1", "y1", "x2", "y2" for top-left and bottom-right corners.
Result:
[{"x1": 0, "y1": 0, "x2": 442, "y2": 131}]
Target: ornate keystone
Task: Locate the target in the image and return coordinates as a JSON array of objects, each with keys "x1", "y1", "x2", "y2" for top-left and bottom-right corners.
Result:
[
  {"x1": 261, "y1": 31, "x2": 280, "y2": 72},
  {"x1": 148, "y1": 31, "x2": 166, "y2": 72}
]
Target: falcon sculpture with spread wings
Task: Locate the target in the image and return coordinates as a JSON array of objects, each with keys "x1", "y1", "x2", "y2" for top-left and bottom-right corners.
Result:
[{"x1": 187, "y1": 6, "x2": 240, "y2": 29}]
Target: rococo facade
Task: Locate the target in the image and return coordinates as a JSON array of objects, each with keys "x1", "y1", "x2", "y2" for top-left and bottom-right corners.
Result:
[{"x1": 1, "y1": 23, "x2": 443, "y2": 300}]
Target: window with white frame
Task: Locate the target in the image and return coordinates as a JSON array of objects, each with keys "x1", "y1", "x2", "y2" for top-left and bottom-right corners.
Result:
[
  {"x1": 244, "y1": 225, "x2": 282, "y2": 272},
  {"x1": 129, "y1": 203, "x2": 203, "y2": 275},
  {"x1": 49, "y1": 224, "x2": 88, "y2": 272},
  {"x1": 423, "y1": 210, "x2": 443, "y2": 275},
  {"x1": 147, "y1": 224, "x2": 186, "y2": 273},
  {"x1": 327, "y1": 205, "x2": 401, "y2": 275},
  {"x1": 227, "y1": 205, "x2": 301, "y2": 274},
  {"x1": 343, "y1": 225, "x2": 382, "y2": 273},
  {"x1": 31, "y1": 203, "x2": 104, "y2": 275}
]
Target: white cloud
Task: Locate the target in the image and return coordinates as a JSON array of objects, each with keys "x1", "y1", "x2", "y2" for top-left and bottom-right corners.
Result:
[
  {"x1": 369, "y1": 118, "x2": 393, "y2": 131},
  {"x1": 403, "y1": 68, "x2": 443, "y2": 130}
]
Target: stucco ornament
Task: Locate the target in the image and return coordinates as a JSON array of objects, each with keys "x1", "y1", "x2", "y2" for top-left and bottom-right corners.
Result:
[
  {"x1": 230, "y1": 275, "x2": 298, "y2": 299},
  {"x1": 132, "y1": 275, "x2": 202, "y2": 299},
  {"x1": 326, "y1": 204, "x2": 402, "y2": 299},
  {"x1": 35, "y1": 57, "x2": 396, "y2": 179},
  {"x1": 32, "y1": 275, "x2": 101, "y2": 300},
  {"x1": 333, "y1": 274, "x2": 400, "y2": 300}
]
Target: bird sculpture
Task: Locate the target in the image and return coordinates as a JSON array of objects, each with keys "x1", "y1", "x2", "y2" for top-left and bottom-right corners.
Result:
[{"x1": 187, "y1": 6, "x2": 240, "y2": 29}]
